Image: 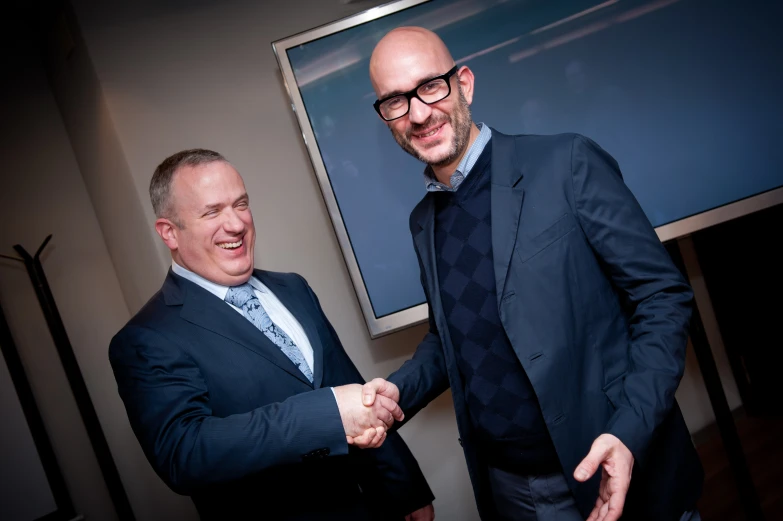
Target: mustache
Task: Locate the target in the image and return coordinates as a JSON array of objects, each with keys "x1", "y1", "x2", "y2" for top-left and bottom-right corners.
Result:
[{"x1": 406, "y1": 114, "x2": 449, "y2": 139}]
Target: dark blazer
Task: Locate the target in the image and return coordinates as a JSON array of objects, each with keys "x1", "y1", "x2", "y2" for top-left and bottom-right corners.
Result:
[
  {"x1": 389, "y1": 130, "x2": 703, "y2": 520},
  {"x1": 109, "y1": 269, "x2": 433, "y2": 520}
]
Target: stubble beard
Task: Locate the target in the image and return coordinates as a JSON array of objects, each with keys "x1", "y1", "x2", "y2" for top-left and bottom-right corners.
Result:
[{"x1": 391, "y1": 87, "x2": 473, "y2": 169}]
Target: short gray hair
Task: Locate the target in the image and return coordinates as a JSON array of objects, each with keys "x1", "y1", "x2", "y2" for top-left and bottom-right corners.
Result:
[{"x1": 150, "y1": 148, "x2": 227, "y2": 222}]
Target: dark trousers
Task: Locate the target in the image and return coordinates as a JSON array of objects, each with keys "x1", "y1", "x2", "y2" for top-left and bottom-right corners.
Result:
[{"x1": 487, "y1": 466, "x2": 702, "y2": 521}]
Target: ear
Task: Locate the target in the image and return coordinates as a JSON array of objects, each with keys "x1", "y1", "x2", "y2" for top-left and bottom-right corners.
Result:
[
  {"x1": 456, "y1": 65, "x2": 476, "y2": 105},
  {"x1": 155, "y1": 218, "x2": 179, "y2": 251}
]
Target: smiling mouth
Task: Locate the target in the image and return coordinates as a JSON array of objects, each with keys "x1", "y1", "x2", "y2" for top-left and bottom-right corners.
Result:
[
  {"x1": 217, "y1": 239, "x2": 243, "y2": 249},
  {"x1": 413, "y1": 124, "x2": 443, "y2": 139}
]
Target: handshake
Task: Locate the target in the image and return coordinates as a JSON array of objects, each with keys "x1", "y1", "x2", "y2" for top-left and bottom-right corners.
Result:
[{"x1": 334, "y1": 378, "x2": 401, "y2": 449}]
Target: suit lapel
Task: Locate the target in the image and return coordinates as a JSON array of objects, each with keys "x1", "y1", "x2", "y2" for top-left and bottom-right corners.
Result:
[
  {"x1": 413, "y1": 196, "x2": 454, "y2": 342},
  {"x1": 170, "y1": 272, "x2": 313, "y2": 387},
  {"x1": 412, "y1": 187, "x2": 463, "y2": 412},
  {"x1": 490, "y1": 131, "x2": 525, "y2": 307},
  {"x1": 255, "y1": 270, "x2": 325, "y2": 388}
]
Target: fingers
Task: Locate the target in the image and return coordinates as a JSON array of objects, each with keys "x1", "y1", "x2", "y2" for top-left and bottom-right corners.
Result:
[
  {"x1": 596, "y1": 501, "x2": 610, "y2": 521},
  {"x1": 349, "y1": 426, "x2": 386, "y2": 448},
  {"x1": 351, "y1": 427, "x2": 376, "y2": 447},
  {"x1": 599, "y1": 469, "x2": 611, "y2": 503},
  {"x1": 601, "y1": 488, "x2": 626, "y2": 521},
  {"x1": 586, "y1": 496, "x2": 604, "y2": 521},
  {"x1": 575, "y1": 439, "x2": 610, "y2": 482},
  {"x1": 337, "y1": 380, "x2": 402, "y2": 436},
  {"x1": 363, "y1": 378, "x2": 400, "y2": 405},
  {"x1": 371, "y1": 427, "x2": 387, "y2": 448},
  {"x1": 361, "y1": 381, "x2": 378, "y2": 407},
  {"x1": 363, "y1": 426, "x2": 386, "y2": 448},
  {"x1": 376, "y1": 394, "x2": 404, "y2": 422},
  {"x1": 376, "y1": 406, "x2": 394, "y2": 429},
  {"x1": 582, "y1": 434, "x2": 632, "y2": 521}
]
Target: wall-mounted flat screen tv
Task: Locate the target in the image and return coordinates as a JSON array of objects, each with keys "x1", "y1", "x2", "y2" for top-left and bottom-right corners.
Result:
[{"x1": 273, "y1": 0, "x2": 783, "y2": 338}]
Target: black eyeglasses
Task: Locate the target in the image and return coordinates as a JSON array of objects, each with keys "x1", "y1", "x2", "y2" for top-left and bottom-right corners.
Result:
[{"x1": 373, "y1": 65, "x2": 459, "y2": 121}]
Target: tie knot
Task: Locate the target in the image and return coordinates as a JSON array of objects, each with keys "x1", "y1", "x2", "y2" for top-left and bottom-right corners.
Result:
[{"x1": 225, "y1": 282, "x2": 256, "y2": 308}]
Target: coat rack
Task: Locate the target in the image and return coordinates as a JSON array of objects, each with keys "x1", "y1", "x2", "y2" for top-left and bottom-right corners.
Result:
[
  {"x1": 0, "y1": 298, "x2": 77, "y2": 520},
  {"x1": 2, "y1": 235, "x2": 135, "y2": 521}
]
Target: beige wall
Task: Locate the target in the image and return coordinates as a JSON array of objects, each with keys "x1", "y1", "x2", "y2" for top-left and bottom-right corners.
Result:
[
  {"x1": 0, "y1": 40, "x2": 128, "y2": 521},
  {"x1": 44, "y1": 7, "x2": 168, "y2": 314},
  {"x1": 0, "y1": 1, "x2": 742, "y2": 521}
]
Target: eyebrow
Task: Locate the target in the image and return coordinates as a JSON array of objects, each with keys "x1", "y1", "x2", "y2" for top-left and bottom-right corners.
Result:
[
  {"x1": 200, "y1": 193, "x2": 249, "y2": 213},
  {"x1": 379, "y1": 73, "x2": 443, "y2": 100},
  {"x1": 199, "y1": 203, "x2": 221, "y2": 216}
]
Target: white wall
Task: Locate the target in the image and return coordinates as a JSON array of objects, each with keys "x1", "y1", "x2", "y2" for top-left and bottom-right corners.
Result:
[{"x1": 2, "y1": 2, "x2": 740, "y2": 521}]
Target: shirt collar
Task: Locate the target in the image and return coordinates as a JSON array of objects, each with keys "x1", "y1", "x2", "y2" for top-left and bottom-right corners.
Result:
[
  {"x1": 171, "y1": 260, "x2": 266, "y2": 302},
  {"x1": 424, "y1": 122, "x2": 492, "y2": 192}
]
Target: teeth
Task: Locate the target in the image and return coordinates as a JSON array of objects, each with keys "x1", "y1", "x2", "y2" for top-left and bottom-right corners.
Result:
[
  {"x1": 420, "y1": 128, "x2": 438, "y2": 138},
  {"x1": 218, "y1": 240, "x2": 242, "y2": 249}
]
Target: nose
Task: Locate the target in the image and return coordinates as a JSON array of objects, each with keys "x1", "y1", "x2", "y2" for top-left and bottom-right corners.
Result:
[
  {"x1": 408, "y1": 97, "x2": 431, "y2": 125},
  {"x1": 223, "y1": 208, "x2": 245, "y2": 233}
]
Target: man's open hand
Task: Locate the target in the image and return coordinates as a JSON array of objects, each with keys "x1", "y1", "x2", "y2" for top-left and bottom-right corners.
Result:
[{"x1": 574, "y1": 433, "x2": 634, "y2": 521}]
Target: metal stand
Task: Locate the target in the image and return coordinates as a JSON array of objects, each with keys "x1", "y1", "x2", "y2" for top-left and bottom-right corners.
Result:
[
  {"x1": 0, "y1": 300, "x2": 76, "y2": 520},
  {"x1": 2, "y1": 235, "x2": 135, "y2": 521},
  {"x1": 667, "y1": 238, "x2": 764, "y2": 521}
]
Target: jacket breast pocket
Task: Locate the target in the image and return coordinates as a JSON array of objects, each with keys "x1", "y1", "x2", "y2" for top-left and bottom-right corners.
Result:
[{"x1": 515, "y1": 212, "x2": 577, "y2": 263}]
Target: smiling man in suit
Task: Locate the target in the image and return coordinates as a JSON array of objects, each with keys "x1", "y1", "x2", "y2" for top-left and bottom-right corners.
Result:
[
  {"x1": 361, "y1": 27, "x2": 704, "y2": 521},
  {"x1": 108, "y1": 149, "x2": 434, "y2": 521}
]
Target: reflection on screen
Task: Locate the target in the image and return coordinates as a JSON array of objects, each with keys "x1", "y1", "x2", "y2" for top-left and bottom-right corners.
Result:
[{"x1": 286, "y1": 0, "x2": 783, "y2": 318}]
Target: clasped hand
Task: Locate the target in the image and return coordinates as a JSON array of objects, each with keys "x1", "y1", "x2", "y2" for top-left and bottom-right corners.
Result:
[{"x1": 333, "y1": 381, "x2": 402, "y2": 448}]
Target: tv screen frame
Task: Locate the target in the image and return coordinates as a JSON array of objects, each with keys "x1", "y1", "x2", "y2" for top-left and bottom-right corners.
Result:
[{"x1": 272, "y1": 0, "x2": 783, "y2": 339}]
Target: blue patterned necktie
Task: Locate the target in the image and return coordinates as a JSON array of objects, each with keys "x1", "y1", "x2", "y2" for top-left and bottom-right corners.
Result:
[{"x1": 225, "y1": 283, "x2": 313, "y2": 383}]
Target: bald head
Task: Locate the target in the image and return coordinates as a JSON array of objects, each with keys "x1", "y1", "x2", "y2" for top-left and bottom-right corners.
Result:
[
  {"x1": 369, "y1": 26, "x2": 478, "y2": 176},
  {"x1": 370, "y1": 27, "x2": 455, "y2": 98}
]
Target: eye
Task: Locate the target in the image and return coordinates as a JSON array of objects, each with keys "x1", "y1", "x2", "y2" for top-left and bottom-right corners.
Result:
[{"x1": 385, "y1": 96, "x2": 404, "y2": 109}]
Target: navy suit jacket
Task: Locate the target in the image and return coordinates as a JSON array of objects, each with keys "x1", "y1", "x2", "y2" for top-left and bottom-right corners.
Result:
[
  {"x1": 109, "y1": 269, "x2": 433, "y2": 520},
  {"x1": 389, "y1": 131, "x2": 703, "y2": 520}
]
